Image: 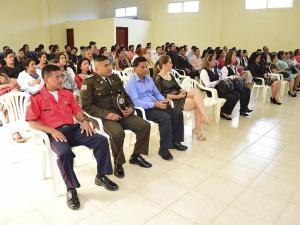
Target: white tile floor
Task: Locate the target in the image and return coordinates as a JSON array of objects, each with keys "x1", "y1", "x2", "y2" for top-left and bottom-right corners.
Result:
[{"x1": 1, "y1": 95, "x2": 300, "y2": 225}]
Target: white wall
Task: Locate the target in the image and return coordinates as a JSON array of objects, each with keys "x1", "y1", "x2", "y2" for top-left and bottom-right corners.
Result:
[
  {"x1": 47, "y1": 0, "x2": 103, "y2": 25},
  {"x1": 114, "y1": 18, "x2": 152, "y2": 46},
  {"x1": 101, "y1": 0, "x2": 151, "y2": 20},
  {"x1": 0, "y1": 0, "x2": 50, "y2": 51}
]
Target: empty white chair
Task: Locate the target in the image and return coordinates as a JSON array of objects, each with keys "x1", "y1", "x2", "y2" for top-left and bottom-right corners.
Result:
[{"x1": 0, "y1": 92, "x2": 31, "y2": 132}]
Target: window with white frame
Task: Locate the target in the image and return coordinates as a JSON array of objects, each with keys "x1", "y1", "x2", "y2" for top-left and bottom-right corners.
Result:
[
  {"x1": 168, "y1": 1, "x2": 199, "y2": 13},
  {"x1": 245, "y1": 0, "x2": 293, "y2": 9},
  {"x1": 115, "y1": 7, "x2": 137, "y2": 17}
]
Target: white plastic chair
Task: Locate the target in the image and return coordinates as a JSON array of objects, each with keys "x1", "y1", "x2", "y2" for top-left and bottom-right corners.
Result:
[
  {"x1": 134, "y1": 107, "x2": 159, "y2": 136},
  {"x1": 268, "y1": 72, "x2": 289, "y2": 98},
  {"x1": 171, "y1": 69, "x2": 186, "y2": 84},
  {"x1": 0, "y1": 92, "x2": 31, "y2": 131},
  {"x1": 251, "y1": 77, "x2": 271, "y2": 104},
  {"x1": 181, "y1": 77, "x2": 226, "y2": 123},
  {"x1": 123, "y1": 67, "x2": 134, "y2": 77},
  {"x1": 32, "y1": 113, "x2": 109, "y2": 196}
]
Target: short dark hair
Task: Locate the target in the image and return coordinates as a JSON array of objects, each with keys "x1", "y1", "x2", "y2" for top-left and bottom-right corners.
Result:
[
  {"x1": 4, "y1": 49, "x2": 14, "y2": 58},
  {"x1": 99, "y1": 47, "x2": 107, "y2": 55},
  {"x1": 156, "y1": 46, "x2": 162, "y2": 50},
  {"x1": 270, "y1": 52, "x2": 277, "y2": 61},
  {"x1": 132, "y1": 56, "x2": 147, "y2": 67},
  {"x1": 42, "y1": 64, "x2": 61, "y2": 78},
  {"x1": 277, "y1": 51, "x2": 284, "y2": 60},
  {"x1": 89, "y1": 41, "x2": 96, "y2": 46},
  {"x1": 64, "y1": 44, "x2": 71, "y2": 49},
  {"x1": 19, "y1": 48, "x2": 25, "y2": 53},
  {"x1": 95, "y1": 55, "x2": 109, "y2": 62},
  {"x1": 23, "y1": 58, "x2": 35, "y2": 68}
]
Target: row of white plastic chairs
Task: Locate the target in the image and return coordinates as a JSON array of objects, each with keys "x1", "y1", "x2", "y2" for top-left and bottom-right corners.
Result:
[{"x1": 0, "y1": 68, "x2": 288, "y2": 195}]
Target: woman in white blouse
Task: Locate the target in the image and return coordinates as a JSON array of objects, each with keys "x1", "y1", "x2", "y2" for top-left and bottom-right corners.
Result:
[
  {"x1": 200, "y1": 54, "x2": 239, "y2": 120},
  {"x1": 17, "y1": 58, "x2": 44, "y2": 94},
  {"x1": 220, "y1": 51, "x2": 252, "y2": 117}
]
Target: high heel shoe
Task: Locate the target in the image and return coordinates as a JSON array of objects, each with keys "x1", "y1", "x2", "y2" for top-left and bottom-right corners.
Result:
[
  {"x1": 288, "y1": 91, "x2": 297, "y2": 97},
  {"x1": 192, "y1": 128, "x2": 207, "y2": 141},
  {"x1": 270, "y1": 97, "x2": 282, "y2": 105}
]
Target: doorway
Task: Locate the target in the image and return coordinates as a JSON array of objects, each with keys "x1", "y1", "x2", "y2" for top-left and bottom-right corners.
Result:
[{"x1": 116, "y1": 27, "x2": 128, "y2": 49}]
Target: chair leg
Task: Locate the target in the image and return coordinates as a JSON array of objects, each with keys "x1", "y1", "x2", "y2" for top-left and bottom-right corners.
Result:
[
  {"x1": 255, "y1": 87, "x2": 260, "y2": 99},
  {"x1": 213, "y1": 103, "x2": 222, "y2": 123},
  {"x1": 262, "y1": 87, "x2": 269, "y2": 104}
]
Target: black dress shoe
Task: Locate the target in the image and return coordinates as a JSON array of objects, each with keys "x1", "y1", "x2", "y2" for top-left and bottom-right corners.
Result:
[
  {"x1": 129, "y1": 155, "x2": 152, "y2": 168},
  {"x1": 95, "y1": 175, "x2": 119, "y2": 191},
  {"x1": 158, "y1": 148, "x2": 173, "y2": 160},
  {"x1": 173, "y1": 142, "x2": 188, "y2": 151},
  {"x1": 114, "y1": 164, "x2": 125, "y2": 178},
  {"x1": 220, "y1": 113, "x2": 232, "y2": 120},
  {"x1": 245, "y1": 108, "x2": 253, "y2": 113},
  {"x1": 67, "y1": 190, "x2": 80, "y2": 210},
  {"x1": 240, "y1": 112, "x2": 249, "y2": 117}
]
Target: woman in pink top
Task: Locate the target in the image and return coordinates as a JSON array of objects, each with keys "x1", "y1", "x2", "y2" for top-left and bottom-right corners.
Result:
[{"x1": 294, "y1": 49, "x2": 300, "y2": 64}]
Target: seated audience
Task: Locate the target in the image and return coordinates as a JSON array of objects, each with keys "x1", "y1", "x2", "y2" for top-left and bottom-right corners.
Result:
[
  {"x1": 249, "y1": 52, "x2": 282, "y2": 104},
  {"x1": 221, "y1": 50, "x2": 252, "y2": 117},
  {"x1": 114, "y1": 49, "x2": 131, "y2": 71},
  {"x1": 174, "y1": 47, "x2": 199, "y2": 79},
  {"x1": 154, "y1": 55, "x2": 208, "y2": 140},
  {"x1": 81, "y1": 55, "x2": 151, "y2": 178},
  {"x1": 141, "y1": 48, "x2": 155, "y2": 77},
  {"x1": 126, "y1": 45, "x2": 135, "y2": 62},
  {"x1": 54, "y1": 52, "x2": 79, "y2": 96},
  {"x1": 270, "y1": 52, "x2": 297, "y2": 97},
  {"x1": 0, "y1": 73, "x2": 27, "y2": 143},
  {"x1": 69, "y1": 47, "x2": 79, "y2": 64},
  {"x1": 188, "y1": 47, "x2": 202, "y2": 70},
  {"x1": 216, "y1": 49, "x2": 225, "y2": 70},
  {"x1": 152, "y1": 46, "x2": 163, "y2": 63},
  {"x1": 131, "y1": 44, "x2": 142, "y2": 64},
  {"x1": 200, "y1": 55, "x2": 239, "y2": 120},
  {"x1": 277, "y1": 51, "x2": 300, "y2": 92},
  {"x1": 125, "y1": 57, "x2": 187, "y2": 161},
  {"x1": 17, "y1": 58, "x2": 44, "y2": 94},
  {"x1": 167, "y1": 43, "x2": 178, "y2": 64},
  {"x1": 75, "y1": 58, "x2": 93, "y2": 90},
  {"x1": 0, "y1": 49, "x2": 23, "y2": 80},
  {"x1": 294, "y1": 49, "x2": 300, "y2": 64},
  {"x1": 36, "y1": 52, "x2": 48, "y2": 76},
  {"x1": 26, "y1": 64, "x2": 118, "y2": 210}
]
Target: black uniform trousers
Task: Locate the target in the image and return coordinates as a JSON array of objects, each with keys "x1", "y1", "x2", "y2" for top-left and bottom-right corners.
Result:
[
  {"x1": 145, "y1": 107, "x2": 184, "y2": 149},
  {"x1": 235, "y1": 87, "x2": 251, "y2": 112},
  {"x1": 218, "y1": 91, "x2": 240, "y2": 115},
  {"x1": 49, "y1": 124, "x2": 112, "y2": 189},
  {"x1": 102, "y1": 114, "x2": 151, "y2": 165}
]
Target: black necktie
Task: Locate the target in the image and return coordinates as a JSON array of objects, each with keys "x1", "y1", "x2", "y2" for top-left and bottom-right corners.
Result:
[{"x1": 105, "y1": 77, "x2": 112, "y2": 87}]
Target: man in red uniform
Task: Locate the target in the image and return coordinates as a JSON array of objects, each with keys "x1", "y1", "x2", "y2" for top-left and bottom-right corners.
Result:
[{"x1": 26, "y1": 64, "x2": 118, "y2": 210}]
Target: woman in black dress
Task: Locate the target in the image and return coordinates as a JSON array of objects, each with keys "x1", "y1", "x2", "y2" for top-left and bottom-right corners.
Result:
[
  {"x1": 249, "y1": 52, "x2": 282, "y2": 104},
  {"x1": 153, "y1": 55, "x2": 208, "y2": 141}
]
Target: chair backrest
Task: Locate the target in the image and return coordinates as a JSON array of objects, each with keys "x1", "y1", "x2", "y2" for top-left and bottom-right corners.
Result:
[
  {"x1": 171, "y1": 69, "x2": 186, "y2": 84},
  {"x1": 112, "y1": 70, "x2": 123, "y2": 77},
  {"x1": 0, "y1": 92, "x2": 30, "y2": 123},
  {"x1": 181, "y1": 77, "x2": 201, "y2": 91},
  {"x1": 123, "y1": 67, "x2": 134, "y2": 77}
]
